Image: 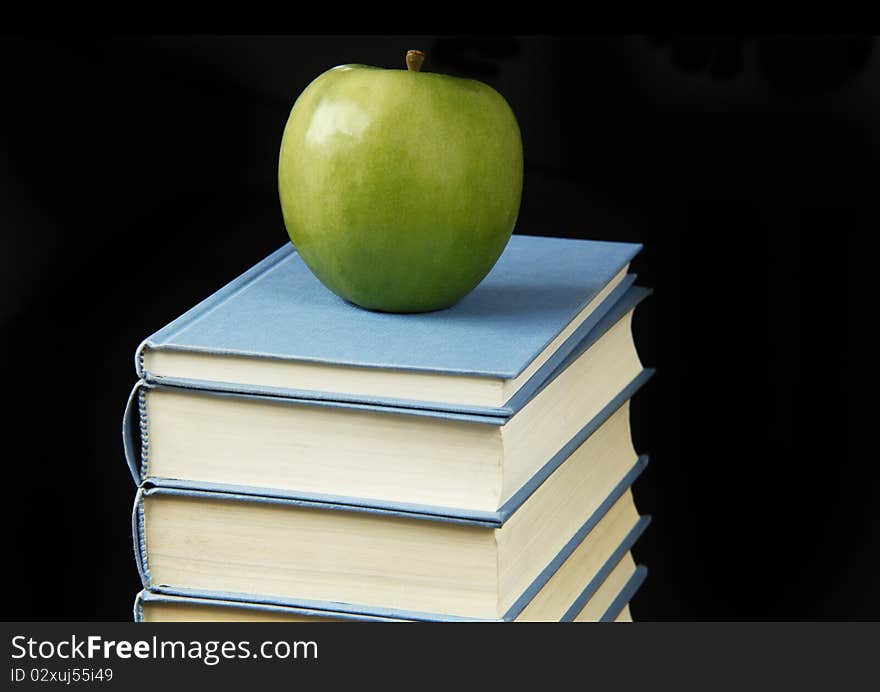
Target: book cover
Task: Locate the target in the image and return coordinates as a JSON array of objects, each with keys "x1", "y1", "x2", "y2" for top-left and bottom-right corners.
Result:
[
  {"x1": 123, "y1": 285, "x2": 654, "y2": 523},
  {"x1": 136, "y1": 234, "x2": 643, "y2": 413},
  {"x1": 132, "y1": 455, "x2": 650, "y2": 621},
  {"x1": 133, "y1": 556, "x2": 647, "y2": 623}
]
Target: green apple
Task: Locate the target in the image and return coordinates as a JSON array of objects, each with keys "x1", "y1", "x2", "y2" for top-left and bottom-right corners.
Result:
[{"x1": 278, "y1": 50, "x2": 523, "y2": 313}]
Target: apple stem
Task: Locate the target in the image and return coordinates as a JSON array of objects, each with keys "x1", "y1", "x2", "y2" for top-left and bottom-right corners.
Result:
[{"x1": 406, "y1": 50, "x2": 425, "y2": 72}]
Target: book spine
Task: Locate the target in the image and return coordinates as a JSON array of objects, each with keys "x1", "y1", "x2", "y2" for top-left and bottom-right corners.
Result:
[
  {"x1": 599, "y1": 565, "x2": 648, "y2": 623},
  {"x1": 121, "y1": 380, "x2": 149, "y2": 485},
  {"x1": 132, "y1": 591, "x2": 145, "y2": 623},
  {"x1": 134, "y1": 340, "x2": 148, "y2": 381},
  {"x1": 131, "y1": 487, "x2": 151, "y2": 588}
]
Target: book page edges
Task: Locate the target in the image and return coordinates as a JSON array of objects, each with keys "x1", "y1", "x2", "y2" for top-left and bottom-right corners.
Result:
[
  {"x1": 125, "y1": 371, "x2": 653, "y2": 524},
  {"x1": 560, "y1": 517, "x2": 651, "y2": 621},
  {"x1": 138, "y1": 273, "x2": 639, "y2": 388},
  {"x1": 600, "y1": 566, "x2": 648, "y2": 622}
]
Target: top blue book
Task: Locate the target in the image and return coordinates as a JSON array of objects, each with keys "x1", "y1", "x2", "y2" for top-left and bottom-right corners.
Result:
[{"x1": 136, "y1": 234, "x2": 642, "y2": 416}]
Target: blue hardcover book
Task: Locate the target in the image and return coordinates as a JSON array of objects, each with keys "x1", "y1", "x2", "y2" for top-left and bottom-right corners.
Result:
[
  {"x1": 133, "y1": 452, "x2": 650, "y2": 622},
  {"x1": 124, "y1": 281, "x2": 654, "y2": 522},
  {"x1": 135, "y1": 234, "x2": 643, "y2": 416},
  {"x1": 133, "y1": 554, "x2": 647, "y2": 623}
]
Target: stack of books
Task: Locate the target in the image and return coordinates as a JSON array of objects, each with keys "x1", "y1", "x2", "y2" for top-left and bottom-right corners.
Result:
[{"x1": 123, "y1": 233, "x2": 654, "y2": 622}]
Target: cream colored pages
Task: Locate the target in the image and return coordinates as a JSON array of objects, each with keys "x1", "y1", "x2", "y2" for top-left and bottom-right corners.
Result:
[
  {"x1": 573, "y1": 553, "x2": 637, "y2": 622},
  {"x1": 143, "y1": 266, "x2": 628, "y2": 409}
]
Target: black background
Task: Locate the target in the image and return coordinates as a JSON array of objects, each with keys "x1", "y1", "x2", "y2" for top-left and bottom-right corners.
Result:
[{"x1": 1, "y1": 35, "x2": 877, "y2": 621}]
